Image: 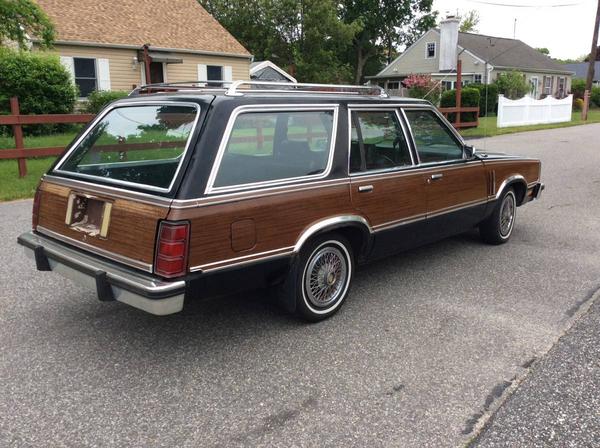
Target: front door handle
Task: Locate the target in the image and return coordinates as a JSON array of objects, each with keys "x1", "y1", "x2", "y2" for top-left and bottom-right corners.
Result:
[
  {"x1": 358, "y1": 185, "x2": 374, "y2": 193},
  {"x1": 430, "y1": 173, "x2": 443, "y2": 180}
]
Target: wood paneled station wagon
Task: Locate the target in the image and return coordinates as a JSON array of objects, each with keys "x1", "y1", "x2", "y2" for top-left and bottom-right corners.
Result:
[{"x1": 18, "y1": 81, "x2": 544, "y2": 321}]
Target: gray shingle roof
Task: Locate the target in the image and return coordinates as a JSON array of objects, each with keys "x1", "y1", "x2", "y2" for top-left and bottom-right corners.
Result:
[
  {"x1": 564, "y1": 62, "x2": 600, "y2": 81},
  {"x1": 458, "y1": 32, "x2": 572, "y2": 74}
]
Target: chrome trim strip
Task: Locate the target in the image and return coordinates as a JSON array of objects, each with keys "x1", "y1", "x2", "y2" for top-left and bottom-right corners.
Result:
[
  {"x1": 43, "y1": 175, "x2": 173, "y2": 207},
  {"x1": 226, "y1": 80, "x2": 387, "y2": 97},
  {"x1": 37, "y1": 225, "x2": 153, "y2": 273},
  {"x1": 204, "y1": 104, "x2": 340, "y2": 195},
  {"x1": 53, "y1": 101, "x2": 202, "y2": 194},
  {"x1": 190, "y1": 246, "x2": 295, "y2": 273},
  {"x1": 294, "y1": 216, "x2": 373, "y2": 252},
  {"x1": 349, "y1": 161, "x2": 481, "y2": 180},
  {"x1": 427, "y1": 198, "x2": 489, "y2": 219},
  {"x1": 373, "y1": 213, "x2": 427, "y2": 231}
]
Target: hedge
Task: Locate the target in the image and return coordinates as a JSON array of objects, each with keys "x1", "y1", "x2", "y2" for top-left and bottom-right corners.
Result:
[
  {"x1": 440, "y1": 87, "x2": 480, "y2": 122},
  {"x1": 591, "y1": 86, "x2": 600, "y2": 108},
  {"x1": 86, "y1": 90, "x2": 130, "y2": 114},
  {"x1": 470, "y1": 83, "x2": 498, "y2": 116},
  {"x1": 0, "y1": 48, "x2": 77, "y2": 135}
]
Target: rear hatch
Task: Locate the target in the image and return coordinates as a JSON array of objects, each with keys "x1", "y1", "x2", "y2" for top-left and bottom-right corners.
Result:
[{"x1": 35, "y1": 101, "x2": 202, "y2": 273}]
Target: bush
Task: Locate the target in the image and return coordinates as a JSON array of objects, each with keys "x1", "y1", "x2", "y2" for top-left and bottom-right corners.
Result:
[
  {"x1": 493, "y1": 70, "x2": 529, "y2": 99},
  {"x1": 440, "y1": 87, "x2": 480, "y2": 122},
  {"x1": 591, "y1": 86, "x2": 600, "y2": 108},
  {"x1": 470, "y1": 83, "x2": 498, "y2": 116},
  {"x1": 570, "y1": 79, "x2": 586, "y2": 100},
  {"x1": 403, "y1": 74, "x2": 441, "y2": 105},
  {"x1": 573, "y1": 97, "x2": 584, "y2": 111},
  {"x1": 0, "y1": 48, "x2": 77, "y2": 135},
  {"x1": 86, "y1": 90, "x2": 129, "y2": 114}
]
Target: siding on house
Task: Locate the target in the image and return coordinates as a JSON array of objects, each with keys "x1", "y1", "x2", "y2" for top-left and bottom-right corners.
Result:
[{"x1": 50, "y1": 44, "x2": 251, "y2": 93}]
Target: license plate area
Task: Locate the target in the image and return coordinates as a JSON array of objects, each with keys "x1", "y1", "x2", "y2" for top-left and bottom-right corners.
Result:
[{"x1": 65, "y1": 192, "x2": 113, "y2": 238}]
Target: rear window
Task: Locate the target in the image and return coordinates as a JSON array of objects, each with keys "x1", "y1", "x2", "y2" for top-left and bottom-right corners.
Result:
[
  {"x1": 57, "y1": 104, "x2": 199, "y2": 190},
  {"x1": 211, "y1": 109, "x2": 335, "y2": 190}
]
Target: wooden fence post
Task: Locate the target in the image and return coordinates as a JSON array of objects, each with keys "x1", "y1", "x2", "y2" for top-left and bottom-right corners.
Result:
[{"x1": 10, "y1": 97, "x2": 27, "y2": 177}]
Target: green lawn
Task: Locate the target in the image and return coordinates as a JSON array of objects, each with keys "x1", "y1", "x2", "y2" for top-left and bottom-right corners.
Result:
[{"x1": 460, "y1": 109, "x2": 600, "y2": 138}]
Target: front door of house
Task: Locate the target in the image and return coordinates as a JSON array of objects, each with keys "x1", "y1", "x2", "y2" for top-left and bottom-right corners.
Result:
[{"x1": 149, "y1": 61, "x2": 164, "y2": 84}]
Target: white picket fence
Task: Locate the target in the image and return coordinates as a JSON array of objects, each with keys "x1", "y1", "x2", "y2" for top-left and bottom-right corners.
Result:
[{"x1": 497, "y1": 94, "x2": 573, "y2": 128}]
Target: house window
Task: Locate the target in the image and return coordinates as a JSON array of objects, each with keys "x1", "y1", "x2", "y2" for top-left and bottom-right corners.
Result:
[
  {"x1": 387, "y1": 81, "x2": 399, "y2": 90},
  {"x1": 73, "y1": 58, "x2": 97, "y2": 97},
  {"x1": 529, "y1": 77, "x2": 539, "y2": 98},
  {"x1": 557, "y1": 77, "x2": 566, "y2": 98},
  {"x1": 207, "y1": 65, "x2": 223, "y2": 86},
  {"x1": 441, "y1": 81, "x2": 454, "y2": 90},
  {"x1": 474, "y1": 74, "x2": 482, "y2": 84},
  {"x1": 543, "y1": 76, "x2": 553, "y2": 95},
  {"x1": 426, "y1": 42, "x2": 436, "y2": 58}
]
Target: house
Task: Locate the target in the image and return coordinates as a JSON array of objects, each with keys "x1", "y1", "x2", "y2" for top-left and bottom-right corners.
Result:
[
  {"x1": 32, "y1": 0, "x2": 252, "y2": 97},
  {"x1": 564, "y1": 61, "x2": 600, "y2": 86},
  {"x1": 250, "y1": 61, "x2": 297, "y2": 83},
  {"x1": 369, "y1": 16, "x2": 573, "y2": 99}
]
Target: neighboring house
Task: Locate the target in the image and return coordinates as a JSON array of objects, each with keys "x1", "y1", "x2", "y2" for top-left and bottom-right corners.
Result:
[
  {"x1": 32, "y1": 0, "x2": 252, "y2": 97},
  {"x1": 250, "y1": 61, "x2": 297, "y2": 83},
  {"x1": 369, "y1": 16, "x2": 573, "y2": 99},
  {"x1": 564, "y1": 62, "x2": 600, "y2": 86}
]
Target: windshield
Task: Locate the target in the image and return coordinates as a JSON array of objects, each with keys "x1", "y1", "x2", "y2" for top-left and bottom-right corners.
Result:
[{"x1": 57, "y1": 103, "x2": 199, "y2": 190}]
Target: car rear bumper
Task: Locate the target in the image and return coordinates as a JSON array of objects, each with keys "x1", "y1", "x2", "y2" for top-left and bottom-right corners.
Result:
[{"x1": 17, "y1": 231, "x2": 185, "y2": 315}]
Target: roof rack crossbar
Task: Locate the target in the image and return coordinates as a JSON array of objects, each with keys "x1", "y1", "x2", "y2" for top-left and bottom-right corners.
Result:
[{"x1": 129, "y1": 80, "x2": 388, "y2": 98}]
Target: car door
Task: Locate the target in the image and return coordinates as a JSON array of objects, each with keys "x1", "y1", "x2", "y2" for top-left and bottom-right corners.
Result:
[
  {"x1": 402, "y1": 108, "x2": 488, "y2": 238},
  {"x1": 348, "y1": 107, "x2": 428, "y2": 258}
]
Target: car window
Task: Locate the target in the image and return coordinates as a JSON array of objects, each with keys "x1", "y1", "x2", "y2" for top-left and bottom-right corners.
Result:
[
  {"x1": 404, "y1": 109, "x2": 464, "y2": 163},
  {"x1": 212, "y1": 110, "x2": 334, "y2": 189},
  {"x1": 350, "y1": 110, "x2": 412, "y2": 173}
]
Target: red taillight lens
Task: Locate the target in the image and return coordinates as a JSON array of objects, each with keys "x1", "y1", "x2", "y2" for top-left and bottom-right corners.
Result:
[
  {"x1": 32, "y1": 186, "x2": 42, "y2": 230},
  {"x1": 154, "y1": 221, "x2": 190, "y2": 278}
]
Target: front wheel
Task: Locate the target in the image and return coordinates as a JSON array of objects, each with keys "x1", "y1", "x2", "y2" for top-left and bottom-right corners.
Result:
[
  {"x1": 288, "y1": 234, "x2": 354, "y2": 322},
  {"x1": 480, "y1": 188, "x2": 517, "y2": 245}
]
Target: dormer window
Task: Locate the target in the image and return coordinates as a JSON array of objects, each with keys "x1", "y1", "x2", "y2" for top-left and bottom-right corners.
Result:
[{"x1": 426, "y1": 42, "x2": 436, "y2": 58}]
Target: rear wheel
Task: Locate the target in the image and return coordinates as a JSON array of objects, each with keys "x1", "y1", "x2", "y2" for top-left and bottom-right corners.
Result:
[
  {"x1": 284, "y1": 233, "x2": 354, "y2": 322},
  {"x1": 480, "y1": 188, "x2": 517, "y2": 245}
]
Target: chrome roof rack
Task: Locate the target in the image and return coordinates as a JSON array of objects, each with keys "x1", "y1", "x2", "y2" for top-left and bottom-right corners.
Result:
[{"x1": 129, "y1": 80, "x2": 388, "y2": 98}]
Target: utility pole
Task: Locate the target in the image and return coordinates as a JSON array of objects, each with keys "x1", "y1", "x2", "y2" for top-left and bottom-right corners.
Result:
[{"x1": 583, "y1": 0, "x2": 600, "y2": 120}]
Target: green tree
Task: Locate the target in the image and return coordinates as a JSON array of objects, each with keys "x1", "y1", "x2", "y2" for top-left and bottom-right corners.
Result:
[
  {"x1": 536, "y1": 47, "x2": 550, "y2": 56},
  {"x1": 494, "y1": 71, "x2": 529, "y2": 99},
  {"x1": 340, "y1": 0, "x2": 437, "y2": 84},
  {"x1": 459, "y1": 10, "x2": 479, "y2": 33},
  {"x1": 0, "y1": 0, "x2": 55, "y2": 49}
]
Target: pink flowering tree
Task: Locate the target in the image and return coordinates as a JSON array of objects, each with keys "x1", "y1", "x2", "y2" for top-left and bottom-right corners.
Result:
[{"x1": 403, "y1": 74, "x2": 440, "y2": 104}]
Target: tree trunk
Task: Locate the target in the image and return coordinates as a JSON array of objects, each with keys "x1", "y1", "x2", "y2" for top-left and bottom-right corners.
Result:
[{"x1": 355, "y1": 48, "x2": 366, "y2": 85}]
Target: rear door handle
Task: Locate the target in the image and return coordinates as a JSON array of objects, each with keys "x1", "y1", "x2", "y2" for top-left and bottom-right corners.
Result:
[
  {"x1": 358, "y1": 185, "x2": 374, "y2": 193},
  {"x1": 430, "y1": 173, "x2": 443, "y2": 180}
]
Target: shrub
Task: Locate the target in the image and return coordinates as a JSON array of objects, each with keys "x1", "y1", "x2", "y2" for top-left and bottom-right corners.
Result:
[
  {"x1": 440, "y1": 87, "x2": 480, "y2": 122},
  {"x1": 591, "y1": 86, "x2": 600, "y2": 108},
  {"x1": 470, "y1": 83, "x2": 498, "y2": 116},
  {"x1": 570, "y1": 79, "x2": 586, "y2": 100},
  {"x1": 0, "y1": 48, "x2": 77, "y2": 134},
  {"x1": 493, "y1": 70, "x2": 529, "y2": 99},
  {"x1": 86, "y1": 90, "x2": 129, "y2": 114},
  {"x1": 403, "y1": 74, "x2": 441, "y2": 105},
  {"x1": 573, "y1": 97, "x2": 584, "y2": 111}
]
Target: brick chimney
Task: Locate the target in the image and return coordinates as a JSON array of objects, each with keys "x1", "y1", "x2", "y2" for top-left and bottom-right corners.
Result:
[{"x1": 439, "y1": 15, "x2": 460, "y2": 72}]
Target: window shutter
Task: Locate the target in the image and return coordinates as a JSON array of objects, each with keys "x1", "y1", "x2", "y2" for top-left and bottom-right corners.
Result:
[
  {"x1": 223, "y1": 65, "x2": 233, "y2": 82},
  {"x1": 197, "y1": 64, "x2": 207, "y2": 86},
  {"x1": 97, "y1": 58, "x2": 111, "y2": 91},
  {"x1": 60, "y1": 56, "x2": 75, "y2": 83}
]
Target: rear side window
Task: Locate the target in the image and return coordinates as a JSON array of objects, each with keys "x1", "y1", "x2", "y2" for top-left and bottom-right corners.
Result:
[
  {"x1": 211, "y1": 109, "x2": 335, "y2": 189},
  {"x1": 58, "y1": 104, "x2": 198, "y2": 190},
  {"x1": 404, "y1": 109, "x2": 464, "y2": 163}
]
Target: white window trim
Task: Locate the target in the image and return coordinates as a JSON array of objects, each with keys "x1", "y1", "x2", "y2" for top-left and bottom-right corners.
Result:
[
  {"x1": 68, "y1": 56, "x2": 99, "y2": 99},
  {"x1": 425, "y1": 42, "x2": 436, "y2": 59}
]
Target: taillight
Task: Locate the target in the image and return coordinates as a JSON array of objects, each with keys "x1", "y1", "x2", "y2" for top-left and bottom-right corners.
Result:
[
  {"x1": 154, "y1": 221, "x2": 190, "y2": 278},
  {"x1": 32, "y1": 186, "x2": 42, "y2": 230}
]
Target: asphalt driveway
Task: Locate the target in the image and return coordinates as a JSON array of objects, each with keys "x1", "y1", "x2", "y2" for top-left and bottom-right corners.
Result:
[{"x1": 1, "y1": 123, "x2": 599, "y2": 447}]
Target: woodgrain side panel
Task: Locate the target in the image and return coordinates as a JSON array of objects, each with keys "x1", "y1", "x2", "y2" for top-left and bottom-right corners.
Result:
[
  {"x1": 37, "y1": 180, "x2": 168, "y2": 265},
  {"x1": 485, "y1": 159, "x2": 542, "y2": 194},
  {"x1": 422, "y1": 163, "x2": 488, "y2": 212},
  {"x1": 168, "y1": 184, "x2": 354, "y2": 269}
]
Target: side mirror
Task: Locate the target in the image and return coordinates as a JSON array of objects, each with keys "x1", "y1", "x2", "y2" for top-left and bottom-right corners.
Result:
[{"x1": 464, "y1": 144, "x2": 476, "y2": 158}]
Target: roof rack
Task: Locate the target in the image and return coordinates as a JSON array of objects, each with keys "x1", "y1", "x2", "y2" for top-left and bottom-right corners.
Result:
[{"x1": 129, "y1": 80, "x2": 388, "y2": 98}]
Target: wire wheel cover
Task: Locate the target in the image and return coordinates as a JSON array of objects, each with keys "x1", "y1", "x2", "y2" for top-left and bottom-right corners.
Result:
[
  {"x1": 500, "y1": 193, "x2": 515, "y2": 236},
  {"x1": 304, "y1": 246, "x2": 348, "y2": 308}
]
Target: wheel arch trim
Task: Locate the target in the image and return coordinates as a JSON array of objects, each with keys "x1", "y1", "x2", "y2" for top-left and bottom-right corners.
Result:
[
  {"x1": 293, "y1": 215, "x2": 373, "y2": 253},
  {"x1": 495, "y1": 175, "x2": 527, "y2": 203}
]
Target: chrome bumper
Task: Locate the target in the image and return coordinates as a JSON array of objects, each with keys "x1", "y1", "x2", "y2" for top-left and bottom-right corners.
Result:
[
  {"x1": 17, "y1": 231, "x2": 185, "y2": 315},
  {"x1": 532, "y1": 182, "x2": 545, "y2": 200}
]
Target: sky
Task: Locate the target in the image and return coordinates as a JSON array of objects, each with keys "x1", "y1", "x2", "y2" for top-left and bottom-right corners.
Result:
[{"x1": 432, "y1": 0, "x2": 599, "y2": 60}]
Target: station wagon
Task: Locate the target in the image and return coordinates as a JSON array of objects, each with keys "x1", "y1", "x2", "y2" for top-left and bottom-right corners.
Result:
[{"x1": 18, "y1": 81, "x2": 544, "y2": 321}]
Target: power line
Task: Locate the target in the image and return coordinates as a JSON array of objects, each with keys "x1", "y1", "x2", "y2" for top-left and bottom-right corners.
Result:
[{"x1": 466, "y1": 0, "x2": 585, "y2": 7}]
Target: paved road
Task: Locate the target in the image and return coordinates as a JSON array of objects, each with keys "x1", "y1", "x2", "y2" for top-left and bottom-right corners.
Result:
[{"x1": 1, "y1": 124, "x2": 599, "y2": 447}]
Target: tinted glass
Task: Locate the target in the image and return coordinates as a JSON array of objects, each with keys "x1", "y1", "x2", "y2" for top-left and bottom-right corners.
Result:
[
  {"x1": 213, "y1": 110, "x2": 334, "y2": 188},
  {"x1": 404, "y1": 109, "x2": 464, "y2": 163},
  {"x1": 59, "y1": 105, "x2": 198, "y2": 189},
  {"x1": 350, "y1": 110, "x2": 412, "y2": 173}
]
